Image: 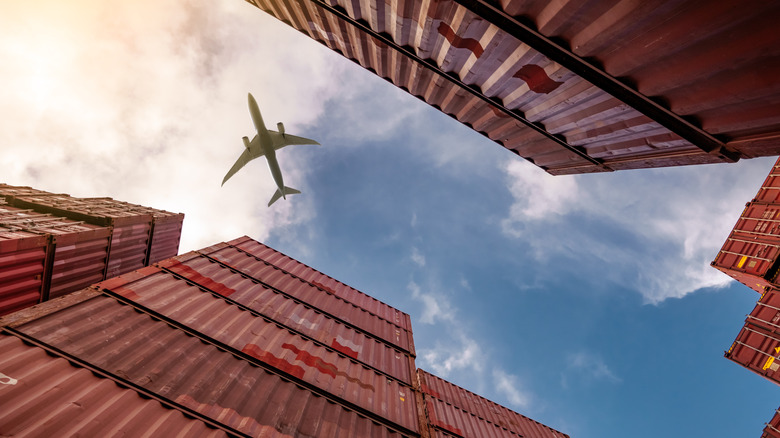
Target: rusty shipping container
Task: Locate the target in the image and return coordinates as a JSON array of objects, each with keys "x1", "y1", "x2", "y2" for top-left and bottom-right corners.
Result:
[
  {"x1": 154, "y1": 251, "x2": 416, "y2": 384},
  {"x1": 0, "y1": 334, "x2": 230, "y2": 438},
  {"x1": 94, "y1": 265, "x2": 420, "y2": 432},
  {"x1": 712, "y1": 158, "x2": 780, "y2": 293},
  {"x1": 244, "y1": 0, "x2": 780, "y2": 175},
  {"x1": 418, "y1": 369, "x2": 567, "y2": 438},
  {"x1": 1, "y1": 285, "x2": 419, "y2": 437},
  {"x1": 200, "y1": 239, "x2": 415, "y2": 353},
  {"x1": 764, "y1": 407, "x2": 780, "y2": 438},
  {"x1": 0, "y1": 229, "x2": 48, "y2": 317},
  {"x1": 0, "y1": 204, "x2": 111, "y2": 301}
]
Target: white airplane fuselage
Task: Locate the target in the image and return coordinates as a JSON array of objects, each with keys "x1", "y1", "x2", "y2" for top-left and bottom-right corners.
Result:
[{"x1": 248, "y1": 93, "x2": 286, "y2": 198}]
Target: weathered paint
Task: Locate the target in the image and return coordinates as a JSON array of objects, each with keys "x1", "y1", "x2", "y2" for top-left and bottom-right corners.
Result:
[
  {"x1": 418, "y1": 369, "x2": 569, "y2": 438},
  {"x1": 12, "y1": 294, "x2": 418, "y2": 437},
  {"x1": 94, "y1": 265, "x2": 419, "y2": 430},
  {"x1": 154, "y1": 252, "x2": 415, "y2": 383},
  {"x1": 199, "y1": 240, "x2": 413, "y2": 353},
  {"x1": 0, "y1": 334, "x2": 228, "y2": 438},
  {"x1": 230, "y1": 236, "x2": 413, "y2": 332}
]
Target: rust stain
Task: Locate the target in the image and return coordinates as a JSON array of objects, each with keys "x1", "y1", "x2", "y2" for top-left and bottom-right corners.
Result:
[
  {"x1": 437, "y1": 22, "x2": 484, "y2": 58},
  {"x1": 164, "y1": 261, "x2": 237, "y2": 297},
  {"x1": 312, "y1": 281, "x2": 336, "y2": 295},
  {"x1": 176, "y1": 394, "x2": 293, "y2": 437},
  {"x1": 513, "y1": 64, "x2": 563, "y2": 94}
]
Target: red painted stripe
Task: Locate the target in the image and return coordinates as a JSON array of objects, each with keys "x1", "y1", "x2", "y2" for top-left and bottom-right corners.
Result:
[
  {"x1": 513, "y1": 64, "x2": 564, "y2": 94},
  {"x1": 438, "y1": 22, "x2": 484, "y2": 58},
  {"x1": 242, "y1": 344, "x2": 305, "y2": 379},
  {"x1": 282, "y1": 343, "x2": 375, "y2": 391}
]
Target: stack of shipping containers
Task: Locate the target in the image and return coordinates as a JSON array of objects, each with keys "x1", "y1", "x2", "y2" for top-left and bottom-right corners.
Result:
[
  {"x1": 1, "y1": 234, "x2": 569, "y2": 437},
  {"x1": 710, "y1": 159, "x2": 780, "y2": 436},
  {"x1": 0, "y1": 236, "x2": 424, "y2": 437},
  {"x1": 0, "y1": 184, "x2": 183, "y2": 316}
]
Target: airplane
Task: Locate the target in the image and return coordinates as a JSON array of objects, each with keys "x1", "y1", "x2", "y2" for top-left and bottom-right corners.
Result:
[{"x1": 222, "y1": 93, "x2": 320, "y2": 206}]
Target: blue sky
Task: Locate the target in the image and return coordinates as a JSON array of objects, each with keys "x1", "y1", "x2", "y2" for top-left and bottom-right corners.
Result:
[{"x1": 2, "y1": 1, "x2": 778, "y2": 436}]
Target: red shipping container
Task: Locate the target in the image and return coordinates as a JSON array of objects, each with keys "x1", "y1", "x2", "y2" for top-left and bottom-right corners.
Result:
[
  {"x1": 0, "y1": 334, "x2": 229, "y2": 438},
  {"x1": 200, "y1": 241, "x2": 414, "y2": 353},
  {"x1": 754, "y1": 158, "x2": 780, "y2": 204},
  {"x1": 230, "y1": 236, "x2": 413, "y2": 332},
  {"x1": 763, "y1": 406, "x2": 780, "y2": 438},
  {"x1": 5, "y1": 289, "x2": 417, "y2": 437},
  {"x1": 155, "y1": 252, "x2": 416, "y2": 384},
  {"x1": 11, "y1": 195, "x2": 153, "y2": 278},
  {"x1": 725, "y1": 322, "x2": 780, "y2": 386},
  {"x1": 418, "y1": 369, "x2": 568, "y2": 438},
  {"x1": 0, "y1": 230, "x2": 48, "y2": 317},
  {"x1": 711, "y1": 231, "x2": 780, "y2": 293},
  {"x1": 96, "y1": 265, "x2": 420, "y2": 433}
]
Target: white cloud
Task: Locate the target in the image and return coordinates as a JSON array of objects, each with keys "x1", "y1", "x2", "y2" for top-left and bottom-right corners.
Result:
[
  {"x1": 420, "y1": 330, "x2": 484, "y2": 377},
  {"x1": 501, "y1": 158, "x2": 777, "y2": 303},
  {"x1": 561, "y1": 351, "x2": 621, "y2": 389},
  {"x1": 411, "y1": 246, "x2": 426, "y2": 267},
  {"x1": 492, "y1": 369, "x2": 532, "y2": 409},
  {"x1": 408, "y1": 280, "x2": 453, "y2": 324},
  {"x1": 502, "y1": 160, "x2": 580, "y2": 227},
  {"x1": 0, "y1": 0, "x2": 344, "y2": 252}
]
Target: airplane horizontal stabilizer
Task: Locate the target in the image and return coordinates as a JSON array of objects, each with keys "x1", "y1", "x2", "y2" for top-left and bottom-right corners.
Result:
[{"x1": 268, "y1": 186, "x2": 301, "y2": 206}]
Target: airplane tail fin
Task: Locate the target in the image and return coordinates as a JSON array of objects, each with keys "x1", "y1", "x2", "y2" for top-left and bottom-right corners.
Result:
[{"x1": 268, "y1": 186, "x2": 301, "y2": 206}]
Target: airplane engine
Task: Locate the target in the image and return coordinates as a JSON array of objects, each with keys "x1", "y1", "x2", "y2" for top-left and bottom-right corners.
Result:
[
  {"x1": 277, "y1": 122, "x2": 285, "y2": 136},
  {"x1": 242, "y1": 136, "x2": 250, "y2": 149}
]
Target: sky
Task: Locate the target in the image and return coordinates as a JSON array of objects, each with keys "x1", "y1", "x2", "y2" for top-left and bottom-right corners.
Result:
[{"x1": 2, "y1": 1, "x2": 779, "y2": 436}]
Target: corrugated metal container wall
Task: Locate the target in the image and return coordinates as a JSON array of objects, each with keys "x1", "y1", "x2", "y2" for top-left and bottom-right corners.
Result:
[
  {"x1": 245, "y1": 0, "x2": 780, "y2": 175},
  {"x1": 725, "y1": 322, "x2": 780, "y2": 386},
  {"x1": 75, "y1": 197, "x2": 183, "y2": 265},
  {"x1": 0, "y1": 230, "x2": 48, "y2": 317},
  {"x1": 95, "y1": 265, "x2": 420, "y2": 432},
  {"x1": 200, "y1": 240, "x2": 414, "y2": 353},
  {"x1": 155, "y1": 252, "x2": 416, "y2": 384},
  {"x1": 418, "y1": 369, "x2": 568, "y2": 438},
  {"x1": 763, "y1": 407, "x2": 780, "y2": 438},
  {"x1": 2, "y1": 288, "x2": 418, "y2": 438},
  {"x1": 10, "y1": 195, "x2": 154, "y2": 278},
  {"x1": 0, "y1": 204, "x2": 111, "y2": 300},
  {"x1": 712, "y1": 158, "x2": 780, "y2": 293},
  {"x1": 231, "y1": 236, "x2": 413, "y2": 333},
  {"x1": 0, "y1": 334, "x2": 229, "y2": 438},
  {"x1": 747, "y1": 289, "x2": 780, "y2": 334}
]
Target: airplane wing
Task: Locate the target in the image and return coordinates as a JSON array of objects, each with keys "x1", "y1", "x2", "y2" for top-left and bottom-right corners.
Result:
[
  {"x1": 221, "y1": 148, "x2": 254, "y2": 186},
  {"x1": 270, "y1": 131, "x2": 320, "y2": 150}
]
